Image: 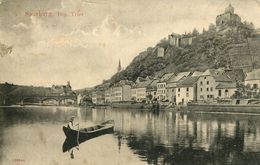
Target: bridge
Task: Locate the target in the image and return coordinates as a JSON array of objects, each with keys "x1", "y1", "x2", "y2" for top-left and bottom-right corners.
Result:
[{"x1": 20, "y1": 95, "x2": 77, "y2": 106}]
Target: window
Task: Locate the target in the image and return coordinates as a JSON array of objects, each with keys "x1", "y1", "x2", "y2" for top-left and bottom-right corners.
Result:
[
  {"x1": 186, "y1": 88, "x2": 189, "y2": 92},
  {"x1": 207, "y1": 88, "x2": 209, "y2": 91},
  {"x1": 225, "y1": 89, "x2": 229, "y2": 97},
  {"x1": 178, "y1": 94, "x2": 180, "y2": 97},
  {"x1": 210, "y1": 87, "x2": 213, "y2": 91},
  {"x1": 172, "y1": 89, "x2": 174, "y2": 92},
  {"x1": 253, "y1": 84, "x2": 258, "y2": 89},
  {"x1": 200, "y1": 88, "x2": 203, "y2": 92},
  {"x1": 207, "y1": 81, "x2": 209, "y2": 85},
  {"x1": 178, "y1": 88, "x2": 180, "y2": 92},
  {"x1": 204, "y1": 77, "x2": 206, "y2": 79},
  {"x1": 218, "y1": 90, "x2": 221, "y2": 97},
  {"x1": 186, "y1": 93, "x2": 189, "y2": 97},
  {"x1": 200, "y1": 81, "x2": 203, "y2": 85}
]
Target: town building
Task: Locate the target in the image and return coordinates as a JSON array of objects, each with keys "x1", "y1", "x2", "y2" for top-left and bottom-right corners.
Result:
[
  {"x1": 157, "y1": 73, "x2": 176, "y2": 101},
  {"x1": 215, "y1": 82, "x2": 236, "y2": 99},
  {"x1": 131, "y1": 79, "x2": 153, "y2": 102},
  {"x1": 77, "y1": 94, "x2": 83, "y2": 105},
  {"x1": 147, "y1": 79, "x2": 159, "y2": 102},
  {"x1": 166, "y1": 72, "x2": 191, "y2": 103},
  {"x1": 245, "y1": 69, "x2": 260, "y2": 88},
  {"x1": 105, "y1": 88, "x2": 112, "y2": 103},
  {"x1": 51, "y1": 81, "x2": 74, "y2": 96},
  {"x1": 92, "y1": 89, "x2": 105, "y2": 105},
  {"x1": 176, "y1": 76, "x2": 200, "y2": 104},
  {"x1": 197, "y1": 69, "x2": 236, "y2": 101},
  {"x1": 108, "y1": 80, "x2": 133, "y2": 102},
  {"x1": 224, "y1": 68, "x2": 246, "y2": 83}
]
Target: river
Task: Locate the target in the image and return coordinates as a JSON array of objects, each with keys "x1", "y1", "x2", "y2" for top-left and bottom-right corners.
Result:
[{"x1": 0, "y1": 106, "x2": 260, "y2": 165}]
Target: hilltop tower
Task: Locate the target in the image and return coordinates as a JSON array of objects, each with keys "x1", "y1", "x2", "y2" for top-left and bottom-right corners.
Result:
[
  {"x1": 216, "y1": 4, "x2": 241, "y2": 32},
  {"x1": 117, "y1": 59, "x2": 122, "y2": 72}
]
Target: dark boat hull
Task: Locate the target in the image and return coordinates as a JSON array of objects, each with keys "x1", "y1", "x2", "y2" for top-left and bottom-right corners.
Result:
[
  {"x1": 62, "y1": 120, "x2": 114, "y2": 152},
  {"x1": 63, "y1": 126, "x2": 114, "y2": 140}
]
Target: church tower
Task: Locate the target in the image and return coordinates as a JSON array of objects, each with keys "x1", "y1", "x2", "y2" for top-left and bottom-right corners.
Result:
[
  {"x1": 225, "y1": 3, "x2": 234, "y2": 14},
  {"x1": 117, "y1": 59, "x2": 122, "y2": 72}
]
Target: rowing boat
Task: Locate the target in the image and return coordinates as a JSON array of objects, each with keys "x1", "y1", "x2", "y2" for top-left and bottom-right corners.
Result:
[
  {"x1": 62, "y1": 120, "x2": 115, "y2": 152},
  {"x1": 63, "y1": 120, "x2": 114, "y2": 139}
]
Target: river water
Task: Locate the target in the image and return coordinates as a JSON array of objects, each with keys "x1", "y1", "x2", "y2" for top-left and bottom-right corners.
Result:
[{"x1": 0, "y1": 106, "x2": 260, "y2": 165}]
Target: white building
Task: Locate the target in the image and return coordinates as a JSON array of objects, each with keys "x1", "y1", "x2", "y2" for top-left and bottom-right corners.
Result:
[
  {"x1": 245, "y1": 69, "x2": 260, "y2": 88},
  {"x1": 176, "y1": 76, "x2": 199, "y2": 104},
  {"x1": 157, "y1": 73, "x2": 176, "y2": 101}
]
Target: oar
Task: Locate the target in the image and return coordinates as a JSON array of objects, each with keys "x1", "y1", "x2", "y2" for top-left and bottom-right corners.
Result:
[{"x1": 77, "y1": 124, "x2": 80, "y2": 149}]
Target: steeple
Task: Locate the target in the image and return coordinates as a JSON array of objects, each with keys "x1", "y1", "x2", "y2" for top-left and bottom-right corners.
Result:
[
  {"x1": 117, "y1": 59, "x2": 122, "y2": 72},
  {"x1": 225, "y1": 3, "x2": 234, "y2": 14}
]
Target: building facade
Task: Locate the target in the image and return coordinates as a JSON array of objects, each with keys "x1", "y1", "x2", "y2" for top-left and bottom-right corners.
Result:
[
  {"x1": 92, "y1": 90, "x2": 105, "y2": 105},
  {"x1": 157, "y1": 73, "x2": 176, "y2": 101},
  {"x1": 197, "y1": 69, "x2": 236, "y2": 101},
  {"x1": 51, "y1": 81, "x2": 73, "y2": 96},
  {"x1": 176, "y1": 76, "x2": 199, "y2": 105},
  {"x1": 166, "y1": 72, "x2": 191, "y2": 103},
  {"x1": 245, "y1": 69, "x2": 260, "y2": 89},
  {"x1": 106, "y1": 80, "x2": 133, "y2": 103}
]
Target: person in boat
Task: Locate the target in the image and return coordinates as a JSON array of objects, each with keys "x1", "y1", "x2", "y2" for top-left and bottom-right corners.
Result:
[{"x1": 67, "y1": 116, "x2": 79, "y2": 130}]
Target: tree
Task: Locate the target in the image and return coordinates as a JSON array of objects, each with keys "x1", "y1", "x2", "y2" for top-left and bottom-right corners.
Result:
[
  {"x1": 202, "y1": 28, "x2": 206, "y2": 34},
  {"x1": 192, "y1": 28, "x2": 200, "y2": 36},
  {"x1": 208, "y1": 23, "x2": 216, "y2": 35}
]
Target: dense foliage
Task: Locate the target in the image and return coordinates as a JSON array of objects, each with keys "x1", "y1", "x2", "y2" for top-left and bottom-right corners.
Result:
[{"x1": 110, "y1": 22, "x2": 259, "y2": 84}]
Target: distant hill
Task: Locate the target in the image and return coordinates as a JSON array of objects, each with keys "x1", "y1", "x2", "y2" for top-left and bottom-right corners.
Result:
[
  {"x1": 109, "y1": 21, "x2": 260, "y2": 84},
  {"x1": 0, "y1": 83, "x2": 52, "y2": 105}
]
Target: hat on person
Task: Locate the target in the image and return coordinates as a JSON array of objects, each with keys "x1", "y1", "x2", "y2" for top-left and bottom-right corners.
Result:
[{"x1": 70, "y1": 116, "x2": 76, "y2": 121}]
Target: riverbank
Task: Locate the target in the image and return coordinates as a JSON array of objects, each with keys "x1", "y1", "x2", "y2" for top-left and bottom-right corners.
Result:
[{"x1": 186, "y1": 103, "x2": 260, "y2": 114}]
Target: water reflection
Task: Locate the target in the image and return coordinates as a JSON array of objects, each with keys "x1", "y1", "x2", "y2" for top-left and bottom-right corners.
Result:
[
  {"x1": 1, "y1": 106, "x2": 260, "y2": 165},
  {"x1": 90, "y1": 109, "x2": 260, "y2": 165}
]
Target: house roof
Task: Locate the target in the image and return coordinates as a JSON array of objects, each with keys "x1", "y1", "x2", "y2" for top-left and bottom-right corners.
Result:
[
  {"x1": 191, "y1": 71, "x2": 203, "y2": 77},
  {"x1": 201, "y1": 69, "x2": 233, "y2": 82},
  {"x1": 177, "y1": 76, "x2": 200, "y2": 88},
  {"x1": 215, "y1": 82, "x2": 236, "y2": 89},
  {"x1": 167, "y1": 72, "x2": 191, "y2": 83},
  {"x1": 113, "y1": 80, "x2": 134, "y2": 87},
  {"x1": 225, "y1": 69, "x2": 245, "y2": 82},
  {"x1": 135, "y1": 77, "x2": 146, "y2": 83},
  {"x1": 133, "y1": 79, "x2": 152, "y2": 88},
  {"x1": 214, "y1": 74, "x2": 233, "y2": 82},
  {"x1": 159, "y1": 73, "x2": 175, "y2": 82},
  {"x1": 147, "y1": 79, "x2": 159, "y2": 91},
  {"x1": 245, "y1": 69, "x2": 260, "y2": 81},
  {"x1": 166, "y1": 82, "x2": 177, "y2": 88}
]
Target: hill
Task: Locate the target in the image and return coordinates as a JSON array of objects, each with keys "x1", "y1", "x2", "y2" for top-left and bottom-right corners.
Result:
[
  {"x1": 0, "y1": 83, "x2": 51, "y2": 105},
  {"x1": 109, "y1": 21, "x2": 260, "y2": 85}
]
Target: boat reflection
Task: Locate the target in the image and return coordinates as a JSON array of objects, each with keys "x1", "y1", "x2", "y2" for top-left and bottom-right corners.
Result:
[{"x1": 62, "y1": 122, "x2": 115, "y2": 160}]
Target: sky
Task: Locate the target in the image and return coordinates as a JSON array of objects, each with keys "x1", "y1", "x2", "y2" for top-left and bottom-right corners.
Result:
[{"x1": 0, "y1": 0, "x2": 260, "y2": 89}]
